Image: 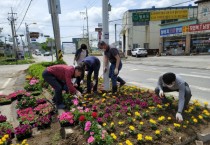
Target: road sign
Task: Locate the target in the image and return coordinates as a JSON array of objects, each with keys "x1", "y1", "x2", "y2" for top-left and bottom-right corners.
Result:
[{"x1": 132, "y1": 12, "x2": 150, "y2": 22}]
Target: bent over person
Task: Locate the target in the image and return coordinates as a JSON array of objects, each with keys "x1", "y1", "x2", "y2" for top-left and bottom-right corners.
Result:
[
  {"x1": 42, "y1": 64, "x2": 84, "y2": 109},
  {"x1": 98, "y1": 41, "x2": 126, "y2": 93},
  {"x1": 155, "y1": 72, "x2": 192, "y2": 122}
]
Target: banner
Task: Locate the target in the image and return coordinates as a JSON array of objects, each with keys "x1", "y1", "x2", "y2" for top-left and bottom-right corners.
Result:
[
  {"x1": 189, "y1": 22, "x2": 210, "y2": 32},
  {"x1": 151, "y1": 10, "x2": 188, "y2": 21},
  {"x1": 132, "y1": 12, "x2": 150, "y2": 22},
  {"x1": 160, "y1": 26, "x2": 182, "y2": 36}
]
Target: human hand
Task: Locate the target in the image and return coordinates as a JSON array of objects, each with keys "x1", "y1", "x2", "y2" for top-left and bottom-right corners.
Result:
[
  {"x1": 76, "y1": 91, "x2": 82, "y2": 98},
  {"x1": 114, "y1": 68, "x2": 118, "y2": 75},
  {"x1": 176, "y1": 112, "x2": 183, "y2": 122},
  {"x1": 159, "y1": 90, "x2": 164, "y2": 98},
  {"x1": 80, "y1": 80, "x2": 84, "y2": 85}
]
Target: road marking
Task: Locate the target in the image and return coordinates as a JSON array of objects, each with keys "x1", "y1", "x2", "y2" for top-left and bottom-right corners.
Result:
[
  {"x1": 190, "y1": 85, "x2": 210, "y2": 92},
  {"x1": 129, "y1": 68, "x2": 161, "y2": 73},
  {"x1": 1, "y1": 78, "x2": 12, "y2": 89},
  {"x1": 191, "y1": 72, "x2": 210, "y2": 76},
  {"x1": 179, "y1": 73, "x2": 210, "y2": 79},
  {"x1": 147, "y1": 78, "x2": 157, "y2": 82}
]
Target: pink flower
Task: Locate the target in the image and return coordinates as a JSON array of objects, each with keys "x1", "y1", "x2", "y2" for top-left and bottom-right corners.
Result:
[
  {"x1": 84, "y1": 121, "x2": 91, "y2": 131},
  {"x1": 90, "y1": 132, "x2": 94, "y2": 136},
  {"x1": 72, "y1": 99, "x2": 79, "y2": 106},
  {"x1": 87, "y1": 136, "x2": 95, "y2": 143}
]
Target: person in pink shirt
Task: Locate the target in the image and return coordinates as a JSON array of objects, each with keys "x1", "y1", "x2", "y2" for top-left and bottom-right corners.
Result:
[{"x1": 42, "y1": 64, "x2": 84, "y2": 109}]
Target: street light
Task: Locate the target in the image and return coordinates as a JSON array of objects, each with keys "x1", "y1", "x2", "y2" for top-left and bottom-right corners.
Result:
[{"x1": 25, "y1": 22, "x2": 36, "y2": 58}]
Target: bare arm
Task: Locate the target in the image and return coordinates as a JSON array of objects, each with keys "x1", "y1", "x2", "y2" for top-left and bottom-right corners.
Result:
[
  {"x1": 104, "y1": 55, "x2": 108, "y2": 68},
  {"x1": 115, "y1": 54, "x2": 120, "y2": 69}
]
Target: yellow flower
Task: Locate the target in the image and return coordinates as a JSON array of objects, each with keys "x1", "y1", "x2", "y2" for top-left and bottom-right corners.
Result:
[
  {"x1": 0, "y1": 141, "x2": 4, "y2": 145},
  {"x1": 111, "y1": 133, "x2": 117, "y2": 140},
  {"x1": 167, "y1": 117, "x2": 171, "y2": 120},
  {"x1": 125, "y1": 140, "x2": 133, "y2": 145},
  {"x1": 118, "y1": 143, "x2": 123, "y2": 145},
  {"x1": 149, "y1": 119, "x2": 156, "y2": 124},
  {"x1": 129, "y1": 125, "x2": 135, "y2": 131},
  {"x1": 132, "y1": 118, "x2": 136, "y2": 122},
  {"x1": 4, "y1": 134, "x2": 9, "y2": 139},
  {"x1": 127, "y1": 113, "x2": 131, "y2": 116},
  {"x1": 193, "y1": 118, "x2": 198, "y2": 123},
  {"x1": 198, "y1": 115, "x2": 203, "y2": 119},
  {"x1": 120, "y1": 132, "x2": 124, "y2": 136},
  {"x1": 110, "y1": 122, "x2": 114, "y2": 126},
  {"x1": 155, "y1": 130, "x2": 160, "y2": 135},
  {"x1": 183, "y1": 125, "x2": 187, "y2": 128},
  {"x1": 103, "y1": 123, "x2": 106, "y2": 126},
  {"x1": 145, "y1": 135, "x2": 153, "y2": 141},
  {"x1": 204, "y1": 102, "x2": 208, "y2": 106},
  {"x1": 158, "y1": 116, "x2": 165, "y2": 121},
  {"x1": 118, "y1": 121, "x2": 124, "y2": 125},
  {"x1": 167, "y1": 127, "x2": 171, "y2": 132},
  {"x1": 174, "y1": 123, "x2": 181, "y2": 127},
  {"x1": 139, "y1": 121, "x2": 144, "y2": 125},
  {"x1": 1, "y1": 138, "x2": 5, "y2": 142},
  {"x1": 157, "y1": 104, "x2": 162, "y2": 108},
  {"x1": 135, "y1": 112, "x2": 140, "y2": 116},
  {"x1": 137, "y1": 133, "x2": 143, "y2": 141}
]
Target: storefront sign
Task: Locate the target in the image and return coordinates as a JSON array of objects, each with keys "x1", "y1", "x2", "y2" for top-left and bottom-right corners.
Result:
[
  {"x1": 189, "y1": 22, "x2": 210, "y2": 32},
  {"x1": 151, "y1": 10, "x2": 188, "y2": 21},
  {"x1": 132, "y1": 12, "x2": 150, "y2": 22},
  {"x1": 182, "y1": 26, "x2": 189, "y2": 33},
  {"x1": 160, "y1": 26, "x2": 182, "y2": 36}
]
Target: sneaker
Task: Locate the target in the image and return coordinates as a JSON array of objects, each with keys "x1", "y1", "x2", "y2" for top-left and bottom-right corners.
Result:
[{"x1": 57, "y1": 104, "x2": 66, "y2": 109}]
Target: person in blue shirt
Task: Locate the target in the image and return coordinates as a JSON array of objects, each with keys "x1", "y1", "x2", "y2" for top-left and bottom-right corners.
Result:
[{"x1": 77, "y1": 56, "x2": 101, "y2": 93}]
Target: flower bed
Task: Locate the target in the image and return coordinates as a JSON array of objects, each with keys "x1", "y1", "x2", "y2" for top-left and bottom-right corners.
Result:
[
  {"x1": 15, "y1": 124, "x2": 32, "y2": 141},
  {"x1": 0, "y1": 95, "x2": 11, "y2": 105},
  {"x1": 64, "y1": 86, "x2": 210, "y2": 145}
]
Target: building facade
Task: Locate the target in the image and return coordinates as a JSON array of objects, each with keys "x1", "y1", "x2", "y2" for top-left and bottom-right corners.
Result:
[
  {"x1": 159, "y1": 0, "x2": 210, "y2": 55},
  {"x1": 120, "y1": 6, "x2": 198, "y2": 56}
]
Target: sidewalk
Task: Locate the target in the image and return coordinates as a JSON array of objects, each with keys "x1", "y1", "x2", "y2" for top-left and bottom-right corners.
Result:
[{"x1": 123, "y1": 55, "x2": 210, "y2": 70}]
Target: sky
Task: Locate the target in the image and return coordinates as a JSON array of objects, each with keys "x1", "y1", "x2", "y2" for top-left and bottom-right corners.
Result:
[{"x1": 0, "y1": 0, "x2": 197, "y2": 47}]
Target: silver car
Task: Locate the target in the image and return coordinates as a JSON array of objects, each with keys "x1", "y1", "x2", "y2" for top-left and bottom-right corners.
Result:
[{"x1": 131, "y1": 48, "x2": 148, "y2": 57}]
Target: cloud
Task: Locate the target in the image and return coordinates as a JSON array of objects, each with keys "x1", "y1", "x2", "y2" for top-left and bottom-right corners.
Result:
[{"x1": 118, "y1": 0, "x2": 137, "y2": 7}]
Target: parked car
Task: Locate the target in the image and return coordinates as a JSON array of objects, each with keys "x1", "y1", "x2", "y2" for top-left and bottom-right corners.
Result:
[
  {"x1": 43, "y1": 52, "x2": 51, "y2": 56},
  {"x1": 35, "y1": 51, "x2": 41, "y2": 56},
  {"x1": 131, "y1": 48, "x2": 148, "y2": 57}
]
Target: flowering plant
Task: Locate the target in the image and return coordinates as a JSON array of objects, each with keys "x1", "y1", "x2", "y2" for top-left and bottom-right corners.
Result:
[
  {"x1": 0, "y1": 113, "x2": 7, "y2": 123},
  {"x1": 37, "y1": 115, "x2": 51, "y2": 129},
  {"x1": 17, "y1": 107, "x2": 37, "y2": 125},
  {"x1": 14, "y1": 124, "x2": 32, "y2": 139},
  {"x1": 7, "y1": 90, "x2": 27, "y2": 101},
  {"x1": 16, "y1": 95, "x2": 37, "y2": 109},
  {"x1": 24, "y1": 78, "x2": 41, "y2": 92},
  {"x1": 58, "y1": 112, "x2": 74, "y2": 126},
  {"x1": 0, "y1": 122, "x2": 14, "y2": 139},
  {"x1": 0, "y1": 95, "x2": 11, "y2": 105}
]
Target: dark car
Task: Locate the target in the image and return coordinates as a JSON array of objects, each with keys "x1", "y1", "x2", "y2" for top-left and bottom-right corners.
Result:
[{"x1": 43, "y1": 52, "x2": 51, "y2": 56}]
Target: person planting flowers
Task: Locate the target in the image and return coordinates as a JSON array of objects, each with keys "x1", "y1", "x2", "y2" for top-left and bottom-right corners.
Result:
[{"x1": 155, "y1": 72, "x2": 192, "y2": 122}]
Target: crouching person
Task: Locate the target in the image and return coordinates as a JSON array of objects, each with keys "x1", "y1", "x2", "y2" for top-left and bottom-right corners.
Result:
[
  {"x1": 155, "y1": 72, "x2": 192, "y2": 122},
  {"x1": 42, "y1": 64, "x2": 84, "y2": 109}
]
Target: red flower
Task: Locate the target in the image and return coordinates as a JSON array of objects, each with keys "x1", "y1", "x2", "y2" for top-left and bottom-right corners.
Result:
[
  {"x1": 91, "y1": 112, "x2": 97, "y2": 118},
  {"x1": 79, "y1": 115, "x2": 86, "y2": 122}
]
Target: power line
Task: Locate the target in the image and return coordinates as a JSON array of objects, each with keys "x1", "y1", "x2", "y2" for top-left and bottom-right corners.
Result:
[{"x1": 16, "y1": 0, "x2": 33, "y2": 32}]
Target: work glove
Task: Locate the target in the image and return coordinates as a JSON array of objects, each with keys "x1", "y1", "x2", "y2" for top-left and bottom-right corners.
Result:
[
  {"x1": 114, "y1": 68, "x2": 118, "y2": 75},
  {"x1": 80, "y1": 80, "x2": 84, "y2": 85},
  {"x1": 75, "y1": 90, "x2": 82, "y2": 98},
  {"x1": 176, "y1": 112, "x2": 183, "y2": 122},
  {"x1": 92, "y1": 80, "x2": 96, "y2": 86},
  {"x1": 104, "y1": 67, "x2": 107, "y2": 73},
  {"x1": 159, "y1": 90, "x2": 164, "y2": 98}
]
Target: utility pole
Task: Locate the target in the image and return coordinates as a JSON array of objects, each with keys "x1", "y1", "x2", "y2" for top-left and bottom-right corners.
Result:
[
  {"x1": 49, "y1": 0, "x2": 62, "y2": 61},
  {"x1": 102, "y1": 0, "x2": 110, "y2": 90},
  {"x1": 115, "y1": 24, "x2": 117, "y2": 46},
  {"x1": 8, "y1": 8, "x2": 17, "y2": 59},
  {"x1": 86, "y1": 7, "x2": 90, "y2": 51},
  {"x1": 25, "y1": 23, "x2": 31, "y2": 58}
]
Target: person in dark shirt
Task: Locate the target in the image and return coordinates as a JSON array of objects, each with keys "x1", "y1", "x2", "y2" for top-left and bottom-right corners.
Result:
[
  {"x1": 77, "y1": 56, "x2": 101, "y2": 93},
  {"x1": 155, "y1": 72, "x2": 192, "y2": 122},
  {"x1": 98, "y1": 41, "x2": 126, "y2": 93},
  {"x1": 42, "y1": 65, "x2": 84, "y2": 109},
  {"x1": 74, "y1": 44, "x2": 89, "y2": 65}
]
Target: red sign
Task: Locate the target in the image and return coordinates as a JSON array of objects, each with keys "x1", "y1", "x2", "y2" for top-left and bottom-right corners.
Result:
[{"x1": 189, "y1": 22, "x2": 210, "y2": 32}]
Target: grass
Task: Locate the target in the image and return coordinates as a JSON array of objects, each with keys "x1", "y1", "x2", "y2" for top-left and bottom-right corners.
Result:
[{"x1": 0, "y1": 57, "x2": 35, "y2": 65}]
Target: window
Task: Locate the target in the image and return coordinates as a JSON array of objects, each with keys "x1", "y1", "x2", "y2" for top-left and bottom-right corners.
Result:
[{"x1": 202, "y1": 7, "x2": 209, "y2": 16}]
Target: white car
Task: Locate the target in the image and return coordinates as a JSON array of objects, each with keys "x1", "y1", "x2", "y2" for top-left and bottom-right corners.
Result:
[{"x1": 131, "y1": 48, "x2": 148, "y2": 57}]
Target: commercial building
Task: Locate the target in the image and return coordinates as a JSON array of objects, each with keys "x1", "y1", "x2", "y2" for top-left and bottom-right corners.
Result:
[{"x1": 120, "y1": 6, "x2": 198, "y2": 56}]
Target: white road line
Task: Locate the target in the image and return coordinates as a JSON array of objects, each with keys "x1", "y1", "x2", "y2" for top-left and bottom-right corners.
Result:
[
  {"x1": 179, "y1": 73, "x2": 210, "y2": 79},
  {"x1": 191, "y1": 72, "x2": 210, "y2": 76},
  {"x1": 190, "y1": 85, "x2": 210, "y2": 92},
  {"x1": 1, "y1": 78, "x2": 12, "y2": 89},
  {"x1": 147, "y1": 78, "x2": 157, "y2": 82}
]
